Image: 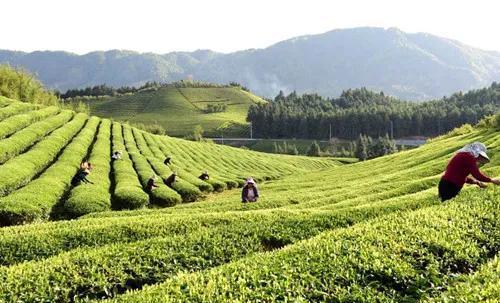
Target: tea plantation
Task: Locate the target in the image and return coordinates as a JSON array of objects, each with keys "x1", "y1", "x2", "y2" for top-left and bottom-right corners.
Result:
[
  {"x1": 85, "y1": 86, "x2": 266, "y2": 137},
  {"x1": 0, "y1": 95, "x2": 498, "y2": 302}
]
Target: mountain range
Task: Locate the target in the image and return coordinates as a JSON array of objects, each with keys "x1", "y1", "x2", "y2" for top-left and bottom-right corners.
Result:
[{"x1": 1, "y1": 27, "x2": 500, "y2": 100}]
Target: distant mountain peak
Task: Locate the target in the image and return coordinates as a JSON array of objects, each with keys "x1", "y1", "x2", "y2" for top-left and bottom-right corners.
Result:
[{"x1": 1, "y1": 27, "x2": 499, "y2": 100}]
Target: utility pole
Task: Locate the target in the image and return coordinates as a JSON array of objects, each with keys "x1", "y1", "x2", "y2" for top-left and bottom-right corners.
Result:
[
  {"x1": 329, "y1": 123, "x2": 332, "y2": 141},
  {"x1": 249, "y1": 122, "x2": 253, "y2": 139},
  {"x1": 221, "y1": 132, "x2": 224, "y2": 145}
]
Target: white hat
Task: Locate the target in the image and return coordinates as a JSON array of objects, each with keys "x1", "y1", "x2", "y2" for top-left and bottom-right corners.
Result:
[
  {"x1": 459, "y1": 142, "x2": 489, "y2": 161},
  {"x1": 478, "y1": 150, "x2": 490, "y2": 161},
  {"x1": 246, "y1": 178, "x2": 255, "y2": 184}
]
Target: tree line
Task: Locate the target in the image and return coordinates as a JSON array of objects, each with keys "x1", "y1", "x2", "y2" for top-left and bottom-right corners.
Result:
[
  {"x1": 247, "y1": 84, "x2": 500, "y2": 140},
  {"x1": 59, "y1": 81, "x2": 251, "y2": 99}
]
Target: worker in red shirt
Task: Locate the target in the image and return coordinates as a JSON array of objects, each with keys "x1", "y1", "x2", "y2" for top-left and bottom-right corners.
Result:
[{"x1": 439, "y1": 142, "x2": 499, "y2": 201}]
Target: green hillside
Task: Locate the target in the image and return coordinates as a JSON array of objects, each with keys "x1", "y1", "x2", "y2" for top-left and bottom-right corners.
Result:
[
  {"x1": 0, "y1": 96, "x2": 498, "y2": 302},
  {"x1": 85, "y1": 86, "x2": 266, "y2": 137},
  {"x1": 0, "y1": 96, "x2": 333, "y2": 225}
]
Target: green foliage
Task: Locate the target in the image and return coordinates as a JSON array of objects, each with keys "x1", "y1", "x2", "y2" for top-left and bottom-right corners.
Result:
[
  {"x1": 131, "y1": 122, "x2": 166, "y2": 135},
  {"x1": 104, "y1": 191, "x2": 498, "y2": 302},
  {"x1": 273, "y1": 141, "x2": 299, "y2": 155},
  {"x1": 0, "y1": 97, "x2": 332, "y2": 225},
  {"x1": 123, "y1": 125, "x2": 182, "y2": 207},
  {"x1": 188, "y1": 124, "x2": 204, "y2": 142},
  {"x1": 248, "y1": 84, "x2": 500, "y2": 139},
  {"x1": 0, "y1": 113, "x2": 87, "y2": 198},
  {"x1": 0, "y1": 110, "x2": 74, "y2": 163},
  {"x1": 476, "y1": 111, "x2": 500, "y2": 130},
  {"x1": 0, "y1": 112, "x2": 497, "y2": 301},
  {"x1": 110, "y1": 122, "x2": 149, "y2": 209},
  {"x1": 0, "y1": 65, "x2": 58, "y2": 106},
  {"x1": 85, "y1": 86, "x2": 265, "y2": 137},
  {"x1": 307, "y1": 141, "x2": 321, "y2": 156},
  {"x1": 0, "y1": 106, "x2": 59, "y2": 140},
  {"x1": 356, "y1": 134, "x2": 397, "y2": 160},
  {"x1": 204, "y1": 103, "x2": 227, "y2": 113},
  {"x1": 0, "y1": 99, "x2": 37, "y2": 120},
  {"x1": 426, "y1": 256, "x2": 500, "y2": 302},
  {"x1": 0, "y1": 115, "x2": 96, "y2": 225},
  {"x1": 60, "y1": 100, "x2": 90, "y2": 114},
  {"x1": 64, "y1": 119, "x2": 113, "y2": 217},
  {"x1": 0, "y1": 93, "x2": 498, "y2": 302},
  {"x1": 0, "y1": 193, "x2": 438, "y2": 301}
]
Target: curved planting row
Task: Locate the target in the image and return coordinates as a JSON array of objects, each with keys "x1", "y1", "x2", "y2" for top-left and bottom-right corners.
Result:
[
  {"x1": 0, "y1": 113, "x2": 87, "y2": 197},
  {"x1": 0, "y1": 117, "x2": 100, "y2": 225},
  {"x1": 424, "y1": 256, "x2": 500, "y2": 302},
  {"x1": 122, "y1": 125, "x2": 181, "y2": 206},
  {"x1": 0, "y1": 110, "x2": 74, "y2": 163},
  {"x1": 110, "y1": 122, "x2": 149, "y2": 209},
  {"x1": 0, "y1": 180, "x2": 438, "y2": 266},
  {"x1": 0, "y1": 194, "x2": 437, "y2": 302},
  {"x1": 81, "y1": 128, "x2": 498, "y2": 220},
  {"x1": 0, "y1": 106, "x2": 59, "y2": 139},
  {"x1": 151, "y1": 135, "x2": 227, "y2": 191},
  {"x1": 0, "y1": 99, "x2": 335, "y2": 223},
  {"x1": 0, "y1": 117, "x2": 496, "y2": 302},
  {"x1": 64, "y1": 119, "x2": 113, "y2": 217},
  {"x1": 157, "y1": 138, "x2": 237, "y2": 189},
  {"x1": 0, "y1": 102, "x2": 36, "y2": 121},
  {"x1": 102, "y1": 190, "x2": 499, "y2": 303},
  {"x1": 131, "y1": 129, "x2": 201, "y2": 202},
  {"x1": 139, "y1": 128, "x2": 214, "y2": 192}
]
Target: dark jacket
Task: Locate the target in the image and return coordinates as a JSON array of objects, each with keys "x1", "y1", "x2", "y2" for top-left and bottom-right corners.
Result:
[
  {"x1": 165, "y1": 173, "x2": 176, "y2": 187},
  {"x1": 146, "y1": 178, "x2": 158, "y2": 192},
  {"x1": 71, "y1": 169, "x2": 91, "y2": 186},
  {"x1": 199, "y1": 173, "x2": 209, "y2": 180},
  {"x1": 241, "y1": 184, "x2": 259, "y2": 202}
]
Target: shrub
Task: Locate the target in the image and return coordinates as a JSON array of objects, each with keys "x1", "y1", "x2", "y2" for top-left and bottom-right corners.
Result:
[
  {"x1": 307, "y1": 141, "x2": 321, "y2": 156},
  {"x1": 0, "y1": 65, "x2": 59, "y2": 106},
  {"x1": 0, "y1": 100, "x2": 36, "y2": 120},
  {"x1": 122, "y1": 125, "x2": 181, "y2": 207},
  {"x1": 205, "y1": 103, "x2": 227, "y2": 113},
  {"x1": 0, "y1": 113, "x2": 87, "y2": 197},
  {"x1": 0, "y1": 106, "x2": 59, "y2": 139},
  {"x1": 0, "y1": 110, "x2": 73, "y2": 163},
  {"x1": 0, "y1": 116, "x2": 99, "y2": 225},
  {"x1": 64, "y1": 119, "x2": 112, "y2": 217},
  {"x1": 102, "y1": 191, "x2": 498, "y2": 302},
  {"x1": 131, "y1": 122, "x2": 166, "y2": 135},
  {"x1": 110, "y1": 122, "x2": 149, "y2": 209}
]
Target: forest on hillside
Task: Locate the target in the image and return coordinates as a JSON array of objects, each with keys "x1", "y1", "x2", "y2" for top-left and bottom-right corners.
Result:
[{"x1": 247, "y1": 84, "x2": 500, "y2": 139}]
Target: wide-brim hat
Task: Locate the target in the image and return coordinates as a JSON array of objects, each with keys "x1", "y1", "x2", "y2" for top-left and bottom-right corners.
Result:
[{"x1": 478, "y1": 151, "x2": 490, "y2": 161}]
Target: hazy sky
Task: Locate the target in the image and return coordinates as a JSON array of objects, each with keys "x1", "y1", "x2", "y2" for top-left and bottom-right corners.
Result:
[{"x1": 2, "y1": 0, "x2": 499, "y2": 54}]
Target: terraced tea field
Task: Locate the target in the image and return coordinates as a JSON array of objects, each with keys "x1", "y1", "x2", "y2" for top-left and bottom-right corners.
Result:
[
  {"x1": 0, "y1": 96, "x2": 498, "y2": 302},
  {"x1": 86, "y1": 86, "x2": 265, "y2": 136},
  {"x1": 0, "y1": 97, "x2": 331, "y2": 226}
]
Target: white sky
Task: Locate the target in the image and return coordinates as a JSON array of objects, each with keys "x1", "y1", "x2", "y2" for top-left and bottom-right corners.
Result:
[{"x1": 2, "y1": 0, "x2": 499, "y2": 54}]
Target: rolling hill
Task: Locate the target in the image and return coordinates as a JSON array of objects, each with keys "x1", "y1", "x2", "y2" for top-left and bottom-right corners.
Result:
[
  {"x1": 2, "y1": 27, "x2": 500, "y2": 100},
  {"x1": 0, "y1": 96, "x2": 332, "y2": 225},
  {"x1": 0, "y1": 95, "x2": 498, "y2": 301},
  {"x1": 84, "y1": 85, "x2": 266, "y2": 137}
]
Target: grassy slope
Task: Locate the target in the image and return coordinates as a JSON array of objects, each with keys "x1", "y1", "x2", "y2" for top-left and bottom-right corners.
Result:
[
  {"x1": 0, "y1": 105, "x2": 497, "y2": 302},
  {"x1": 86, "y1": 87, "x2": 265, "y2": 137},
  {"x1": 0, "y1": 97, "x2": 335, "y2": 225}
]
